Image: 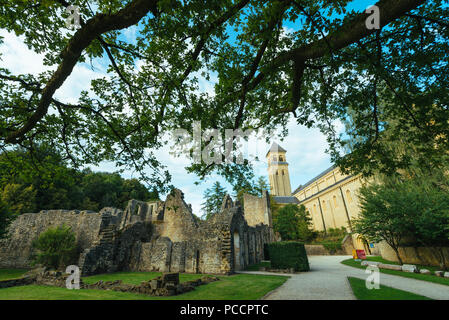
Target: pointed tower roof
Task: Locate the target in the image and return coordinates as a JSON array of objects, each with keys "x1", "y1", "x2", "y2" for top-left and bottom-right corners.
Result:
[{"x1": 266, "y1": 142, "x2": 287, "y2": 156}]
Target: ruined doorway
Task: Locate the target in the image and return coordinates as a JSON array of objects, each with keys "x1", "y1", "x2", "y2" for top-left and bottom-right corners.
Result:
[
  {"x1": 195, "y1": 250, "x2": 200, "y2": 274},
  {"x1": 233, "y1": 231, "x2": 241, "y2": 271}
]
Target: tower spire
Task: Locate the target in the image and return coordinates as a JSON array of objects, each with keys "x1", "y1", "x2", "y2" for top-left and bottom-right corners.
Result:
[{"x1": 266, "y1": 143, "x2": 292, "y2": 196}]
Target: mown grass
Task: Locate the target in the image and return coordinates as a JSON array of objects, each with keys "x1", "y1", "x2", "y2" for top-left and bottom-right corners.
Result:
[
  {"x1": 347, "y1": 277, "x2": 432, "y2": 300},
  {"x1": 0, "y1": 269, "x2": 288, "y2": 300},
  {"x1": 342, "y1": 257, "x2": 449, "y2": 286}
]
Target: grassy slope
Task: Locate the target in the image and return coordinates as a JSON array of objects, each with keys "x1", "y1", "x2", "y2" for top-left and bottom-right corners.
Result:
[
  {"x1": 347, "y1": 277, "x2": 432, "y2": 300},
  {"x1": 0, "y1": 269, "x2": 288, "y2": 300},
  {"x1": 342, "y1": 257, "x2": 449, "y2": 286},
  {"x1": 0, "y1": 269, "x2": 29, "y2": 281}
]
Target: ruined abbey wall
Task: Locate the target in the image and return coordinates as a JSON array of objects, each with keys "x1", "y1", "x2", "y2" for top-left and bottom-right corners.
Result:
[
  {"x1": 243, "y1": 191, "x2": 272, "y2": 227},
  {"x1": 0, "y1": 189, "x2": 273, "y2": 275},
  {"x1": 0, "y1": 209, "x2": 108, "y2": 268}
]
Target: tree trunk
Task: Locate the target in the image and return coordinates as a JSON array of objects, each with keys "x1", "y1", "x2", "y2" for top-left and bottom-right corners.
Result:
[
  {"x1": 437, "y1": 247, "x2": 447, "y2": 271},
  {"x1": 392, "y1": 246, "x2": 403, "y2": 265}
]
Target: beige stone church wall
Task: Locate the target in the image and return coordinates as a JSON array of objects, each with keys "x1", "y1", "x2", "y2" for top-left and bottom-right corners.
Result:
[
  {"x1": 378, "y1": 241, "x2": 449, "y2": 267},
  {"x1": 296, "y1": 172, "x2": 363, "y2": 233}
]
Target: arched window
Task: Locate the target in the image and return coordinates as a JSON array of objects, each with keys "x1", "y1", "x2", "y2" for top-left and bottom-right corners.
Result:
[
  {"x1": 282, "y1": 170, "x2": 285, "y2": 176},
  {"x1": 273, "y1": 156, "x2": 277, "y2": 162},
  {"x1": 276, "y1": 170, "x2": 279, "y2": 175},
  {"x1": 346, "y1": 190, "x2": 353, "y2": 203},
  {"x1": 333, "y1": 195, "x2": 338, "y2": 208},
  {"x1": 279, "y1": 156, "x2": 284, "y2": 161}
]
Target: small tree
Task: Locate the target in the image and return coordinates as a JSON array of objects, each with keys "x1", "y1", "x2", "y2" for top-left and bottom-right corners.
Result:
[
  {"x1": 407, "y1": 176, "x2": 449, "y2": 270},
  {"x1": 32, "y1": 225, "x2": 77, "y2": 270},
  {"x1": 355, "y1": 173, "x2": 449, "y2": 267},
  {"x1": 201, "y1": 181, "x2": 228, "y2": 220},
  {"x1": 353, "y1": 178, "x2": 417, "y2": 265},
  {"x1": 273, "y1": 204, "x2": 315, "y2": 241},
  {"x1": 273, "y1": 204, "x2": 300, "y2": 240},
  {"x1": 255, "y1": 176, "x2": 269, "y2": 196},
  {"x1": 296, "y1": 205, "x2": 317, "y2": 242}
]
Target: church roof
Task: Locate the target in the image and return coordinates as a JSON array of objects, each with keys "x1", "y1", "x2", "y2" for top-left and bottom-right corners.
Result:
[
  {"x1": 272, "y1": 196, "x2": 300, "y2": 204},
  {"x1": 292, "y1": 164, "x2": 337, "y2": 195},
  {"x1": 266, "y1": 142, "x2": 287, "y2": 156}
]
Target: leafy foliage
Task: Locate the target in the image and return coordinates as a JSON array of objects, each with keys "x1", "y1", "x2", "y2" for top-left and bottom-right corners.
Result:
[
  {"x1": 273, "y1": 204, "x2": 316, "y2": 242},
  {"x1": 235, "y1": 175, "x2": 269, "y2": 204},
  {"x1": 354, "y1": 172, "x2": 449, "y2": 267},
  {"x1": 0, "y1": 199, "x2": 13, "y2": 240},
  {"x1": 32, "y1": 225, "x2": 78, "y2": 270},
  {"x1": 0, "y1": 146, "x2": 159, "y2": 215},
  {"x1": 0, "y1": 0, "x2": 446, "y2": 190}
]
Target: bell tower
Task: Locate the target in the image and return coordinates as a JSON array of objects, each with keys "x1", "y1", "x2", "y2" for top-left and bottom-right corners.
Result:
[{"x1": 266, "y1": 142, "x2": 292, "y2": 196}]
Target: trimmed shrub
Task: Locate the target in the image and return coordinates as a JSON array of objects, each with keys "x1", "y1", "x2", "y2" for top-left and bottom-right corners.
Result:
[
  {"x1": 268, "y1": 241, "x2": 310, "y2": 272},
  {"x1": 32, "y1": 224, "x2": 78, "y2": 269}
]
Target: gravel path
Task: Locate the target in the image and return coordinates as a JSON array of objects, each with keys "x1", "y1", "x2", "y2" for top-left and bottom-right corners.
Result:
[{"x1": 238, "y1": 256, "x2": 449, "y2": 300}]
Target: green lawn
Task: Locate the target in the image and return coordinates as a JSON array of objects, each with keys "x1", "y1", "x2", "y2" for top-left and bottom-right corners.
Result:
[
  {"x1": 348, "y1": 277, "x2": 432, "y2": 300},
  {"x1": 0, "y1": 269, "x2": 288, "y2": 300},
  {"x1": 342, "y1": 257, "x2": 449, "y2": 286},
  {"x1": 0, "y1": 269, "x2": 29, "y2": 281}
]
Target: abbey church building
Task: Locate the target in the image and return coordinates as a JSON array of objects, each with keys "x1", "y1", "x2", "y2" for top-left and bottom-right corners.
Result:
[{"x1": 266, "y1": 143, "x2": 367, "y2": 251}]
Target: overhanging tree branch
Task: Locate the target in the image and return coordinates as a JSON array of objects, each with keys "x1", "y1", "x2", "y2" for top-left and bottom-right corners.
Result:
[{"x1": 4, "y1": 0, "x2": 159, "y2": 144}]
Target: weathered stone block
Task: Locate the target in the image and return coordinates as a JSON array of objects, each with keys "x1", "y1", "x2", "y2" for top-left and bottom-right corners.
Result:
[
  {"x1": 401, "y1": 264, "x2": 417, "y2": 273},
  {"x1": 150, "y1": 279, "x2": 161, "y2": 289},
  {"x1": 419, "y1": 269, "x2": 431, "y2": 275},
  {"x1": 161, "y1": 272, "x2": 179, "y2": 285},
  {"x1": 378, "y1": 263, "x2": 402, "y2": 271},
  {"x1": 361, "y1": 261, "x2": 380, "y2": 267},
  {"x1": 435, "y1": 271, "x2": 444, "y2": 277}
]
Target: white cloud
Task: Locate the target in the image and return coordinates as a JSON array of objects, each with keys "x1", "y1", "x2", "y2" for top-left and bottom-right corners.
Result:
[
  {"x1": 0, "y1": 30, "x2": 107, "y2": 104},
  {"x1": 0, "y1": 30, "x2": 50, "y2": 75}
]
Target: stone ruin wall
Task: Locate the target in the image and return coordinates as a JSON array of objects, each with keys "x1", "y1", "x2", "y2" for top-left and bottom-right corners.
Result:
[
  {"x1": 243, "y1": 191, "x2": 272, "y2": 228},
  {"x1": 0, "y1": 189, "x2": 273, "y2": 275},
  {"x1": 0, "y1": 208, "x2": 112, "y2": 268}
]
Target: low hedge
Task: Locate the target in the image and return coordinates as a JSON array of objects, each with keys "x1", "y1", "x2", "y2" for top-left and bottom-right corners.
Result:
[{"x1": 268, "y1": 241, "x2": 310, "y2": 272}]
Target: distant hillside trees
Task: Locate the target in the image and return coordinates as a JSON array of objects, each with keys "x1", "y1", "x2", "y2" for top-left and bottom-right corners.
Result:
[
  {"x1": 0, "y1": 146, "x2": 159, "y2": 216},
  {"x1": 0, "y1": 199, "x2": 12, "y2": 240}
]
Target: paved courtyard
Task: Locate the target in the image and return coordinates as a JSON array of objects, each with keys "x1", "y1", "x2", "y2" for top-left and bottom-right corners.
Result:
[{"x1": 238, "y1": 256, "x2": 449, "y2": 300}]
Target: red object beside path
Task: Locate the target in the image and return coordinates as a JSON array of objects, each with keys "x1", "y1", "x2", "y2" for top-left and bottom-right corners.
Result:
[{"x1": 356, "y1": 250, "x2": 366, "y2": 260}]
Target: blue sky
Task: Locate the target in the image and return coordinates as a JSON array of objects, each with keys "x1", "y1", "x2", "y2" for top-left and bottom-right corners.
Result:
[{"x1": 0, "y1": 0, "x2": 374, "y2": 216}]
